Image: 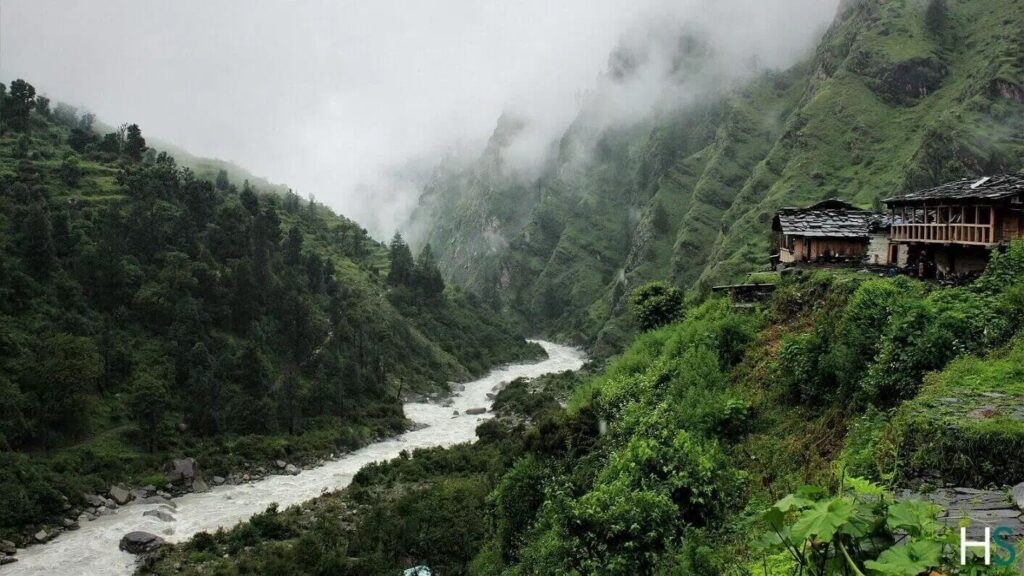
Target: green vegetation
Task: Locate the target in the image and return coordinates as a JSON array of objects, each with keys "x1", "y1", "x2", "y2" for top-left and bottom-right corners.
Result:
[
  {"x1": 155, "y1": 244, "x2": 1024, "y2": 574},
  {"x1": 759, "y1": 479, "x2": 1018, "y2": 574},
  {"x1": 628, "y1": 281, "x2": 685, "y2": 333},
  {"x1": 0, "y1": 81, "x2": 539, "y2": 540},
  {"x1": 408, "y1": 0, "x2": 1024, "y2": 354}
]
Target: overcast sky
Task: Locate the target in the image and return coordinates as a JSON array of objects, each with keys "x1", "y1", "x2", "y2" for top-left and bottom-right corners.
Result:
[{"x1": 1, "y1": 0, "x2": 838, "y2": 236}]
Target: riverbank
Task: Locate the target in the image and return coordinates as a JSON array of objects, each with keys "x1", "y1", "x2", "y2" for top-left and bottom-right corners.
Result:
[{"x1": 2, "y1": 341, "x2": 584, "y2": 576}]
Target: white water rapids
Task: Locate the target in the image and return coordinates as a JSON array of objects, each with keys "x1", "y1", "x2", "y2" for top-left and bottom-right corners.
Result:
[{"x1": 6, "y1": 341, "x2": 585, "y2": 576}]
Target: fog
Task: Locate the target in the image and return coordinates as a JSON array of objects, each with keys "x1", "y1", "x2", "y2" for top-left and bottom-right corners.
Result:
[{"x1": 1, "y1": 0, "x2": 838, "y2": 237}]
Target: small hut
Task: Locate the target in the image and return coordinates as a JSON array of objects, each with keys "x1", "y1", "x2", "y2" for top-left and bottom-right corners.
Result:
[{"x1": 771, "y1": 199, "x2": 888, "y2": 268}]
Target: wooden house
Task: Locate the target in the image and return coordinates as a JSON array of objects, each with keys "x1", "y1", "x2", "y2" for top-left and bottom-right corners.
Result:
[
  {"x1": 771, "y1": 199, "x2": 888, "y2": 267},
  {"x1": 884, "y1": 175, "x2": 1024, "y2": 278}
]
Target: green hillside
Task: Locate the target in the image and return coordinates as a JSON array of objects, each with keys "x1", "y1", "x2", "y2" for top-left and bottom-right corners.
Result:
[
  {"x1": 145, "y1": 243, "x2": 1024, "y2": 576},
  {"x1": 407, "y1": 0, "x2": 1024, "y2": 355},
  {"x1": 0, "y1": 83, "x2": 541, "y2": 540}
]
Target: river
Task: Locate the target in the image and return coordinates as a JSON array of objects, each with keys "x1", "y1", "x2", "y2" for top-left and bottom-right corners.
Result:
[{"x1": 5, "y1": 341, "x2": 585, "y2": 576}]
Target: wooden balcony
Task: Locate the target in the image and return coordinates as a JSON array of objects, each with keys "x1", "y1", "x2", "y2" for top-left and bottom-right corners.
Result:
[
  {"x1": 889, "y1": 223, "x2": 995, "y2": 245},
  {"x1": 889, "y1": 204, "x2": 998, "y2": 246}
]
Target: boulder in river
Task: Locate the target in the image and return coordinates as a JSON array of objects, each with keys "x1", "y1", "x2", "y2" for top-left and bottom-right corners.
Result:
[
  {"x1": 465, "y1": 407, "x2": 487, "y2": 415},
  {"x1": 168, "y1": 457, "x2": 197, "y2": 482},
  {"x1": 33, "y1": 530, "x2": 49, "y2": 543},
  {"x1": 0, "y1": 539, "x2": 16, "y2": 554},
  {"x1": 119, "y1": 531, "x2": 164, "y2": 554},
  {"x1": 84, "y1": 493, "x2": 106, "y2": 508},
  {"x1": 285, "y1": 464, "x2": 300, "y2": 475},
  {"x1": 212, "y1": 476, "x2": 225, "y2": 485},
  {"x1": 0, "y1": 555, "x2": 17, "y2": 565},
  {"x1": 143, "y1": 509, "x2": 176, "y2": 522},
  {"x1": 109, "y1": 485, "x2": 132, "y2": 505},
  {"x1": 192, "y1": 476, "x2": 210, "y2": 493}
]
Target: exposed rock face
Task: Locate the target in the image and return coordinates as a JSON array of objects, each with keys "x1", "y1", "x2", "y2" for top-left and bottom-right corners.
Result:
[
  {"x1": 119, "y1": 531, "x2": 164, "y2": 554},
  {"x1": 108, "y1": 485, "x2": 132, "y2": 505},
  {"x1": 465, "y1": 407, "x2": 487, "y2": 415},
  {"x1": 168, "y1": 457, "x2": 197, "y2": 482},
  {"x1": 879, "y1": 57, "x2": 947, "y2": 105}
]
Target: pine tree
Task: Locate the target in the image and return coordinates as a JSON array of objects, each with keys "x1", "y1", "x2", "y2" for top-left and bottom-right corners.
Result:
[
  {"x1": 215, "y1": 169, "x2": 230, "y2": 191},
  {"x1": 414, "y1": 243, "x2": 445, "y2": 297},
  {"x1": 387, "y1": 232, "x2": 415, "y2": 287}
]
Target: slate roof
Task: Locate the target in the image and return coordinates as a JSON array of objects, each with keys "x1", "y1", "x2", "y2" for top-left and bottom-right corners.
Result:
[
  {"x1": 772, "y1": 199, "x2": 883, "y2": 238},
  {"x1": 884, "y1": 174, "x2": 1024, "y2": 204}
]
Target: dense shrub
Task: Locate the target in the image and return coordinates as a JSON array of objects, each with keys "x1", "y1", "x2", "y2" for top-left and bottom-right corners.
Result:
[{"x1": 629, "y1": 281, "x2": 685, "y2": 332}]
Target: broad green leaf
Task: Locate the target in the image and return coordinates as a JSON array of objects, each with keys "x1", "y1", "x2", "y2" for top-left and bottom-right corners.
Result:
[
  {"x1": 863, "y1": 540, "x2": 942, "y2": 575},
  {"x1": 774, "y1": 494, "x2": 814, "y2": 513},
  {"x1": 886, "y1": 500, "x2": 939, "y2": 536},
  {"x1": 845, "y1": 476, "x2": 886, "y2": 496},
  {"x1": 791, "y1": 497, "x2": 854, "y2": 543}
]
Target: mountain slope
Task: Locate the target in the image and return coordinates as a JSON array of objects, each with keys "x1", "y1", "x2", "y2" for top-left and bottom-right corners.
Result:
[
  {"x1": 406, "y1": 0, "x2": 1024, "y2": 354},
  {"x1": 0, "y1": 85, "x2": 541, "y2": 539}
]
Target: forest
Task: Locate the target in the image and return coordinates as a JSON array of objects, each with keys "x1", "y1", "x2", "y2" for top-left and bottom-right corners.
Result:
[{"x1": 0, "y1": 79, "x2": 541, "y2": 540}]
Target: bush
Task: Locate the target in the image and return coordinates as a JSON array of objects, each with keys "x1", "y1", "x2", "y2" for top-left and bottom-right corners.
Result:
[{"x1": 629, "y1": 281, "x2": 685, "y2": 332}]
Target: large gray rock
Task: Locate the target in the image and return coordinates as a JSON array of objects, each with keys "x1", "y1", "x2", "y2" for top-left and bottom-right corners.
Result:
[
  {"x1": 192, "y1": 477, "x2": 210, "y2": 493},
  {"x1": 275, "y1": 460, "x2": 287, "y2": 469},
  {"x1": 285, "y1": 464, "x2": 300, "y2": 476},
  {"x1": 84, "y1": 494, "x2": 106, "y2": 508},
  {"x1": 142, "y1": 509, "x2": 175, "y2": 522},
  {"x1": 119, "y1": 531, "x2": 164, "y2": 554},
  {"x1": 465, "y1": 407, "x2": 487, "y2": 415},
  {"x1": 0, "y1": 540, "x2": 15, "y2": 554},
  {"x1": 1012, "y1": 482, "x2": 1024, "y2": 510},
  {"x1": 167, "y1": 458, "x2": 197, "y2": 482},
  {"x1": 108, "y1": 486, "x2": 132, "y2": 505},
  {"x1": 33, "y1": 530, "x2": 48, "y2": 543},
  {"x1": 0, "y1": 556, "x2": 17, "y2": 565},
  {"x1": 212, "y1": 476, "x2": 225, "y2": 485}
]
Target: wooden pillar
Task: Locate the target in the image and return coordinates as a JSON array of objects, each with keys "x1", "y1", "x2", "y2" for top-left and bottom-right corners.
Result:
[{"x1": 990, "y1": 205, "x2": 995, "y2": 243}]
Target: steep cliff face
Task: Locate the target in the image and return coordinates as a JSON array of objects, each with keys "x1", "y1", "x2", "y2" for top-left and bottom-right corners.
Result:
[{"x1": 406, "y1": 0, "x2": 1024, "y2": 354}]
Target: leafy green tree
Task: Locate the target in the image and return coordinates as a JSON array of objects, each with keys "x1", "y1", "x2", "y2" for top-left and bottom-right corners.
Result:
[
  {"x1": 35, "y1": 95, "x2": 50, "y2": 116},
  {"x1": 127, "y1": 370, "x2": 172, "y2": 453},
  {"x1": 98, "y1": 131, "x2": 122, "y2": 155},
  {"x1": 387, "y1": 232, "x2": 414, "y2": 287},
  {"x1": 19, "y1": 196, "x2": 56, "y2": 277},
  {"x1": 6, "y1": 79, "x2": 36, "y2": 131},
  {"x1": 59, "y1": 153, "x2": 83, "y2": 186},
  {"x1": 124, "y1": 123, "x2": 147, "y2": 161},
  {"x1": 629, "y1": 281, "x2": 684, "y2": 331},
  {"x1": 30, "y1": 334, "x2": 103, "y2": 447}
]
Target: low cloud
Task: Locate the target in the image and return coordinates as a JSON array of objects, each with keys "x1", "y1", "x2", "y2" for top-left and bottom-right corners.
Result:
[{"x1": 1, "y1": 0, "x2": 838, "y2": 238}]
